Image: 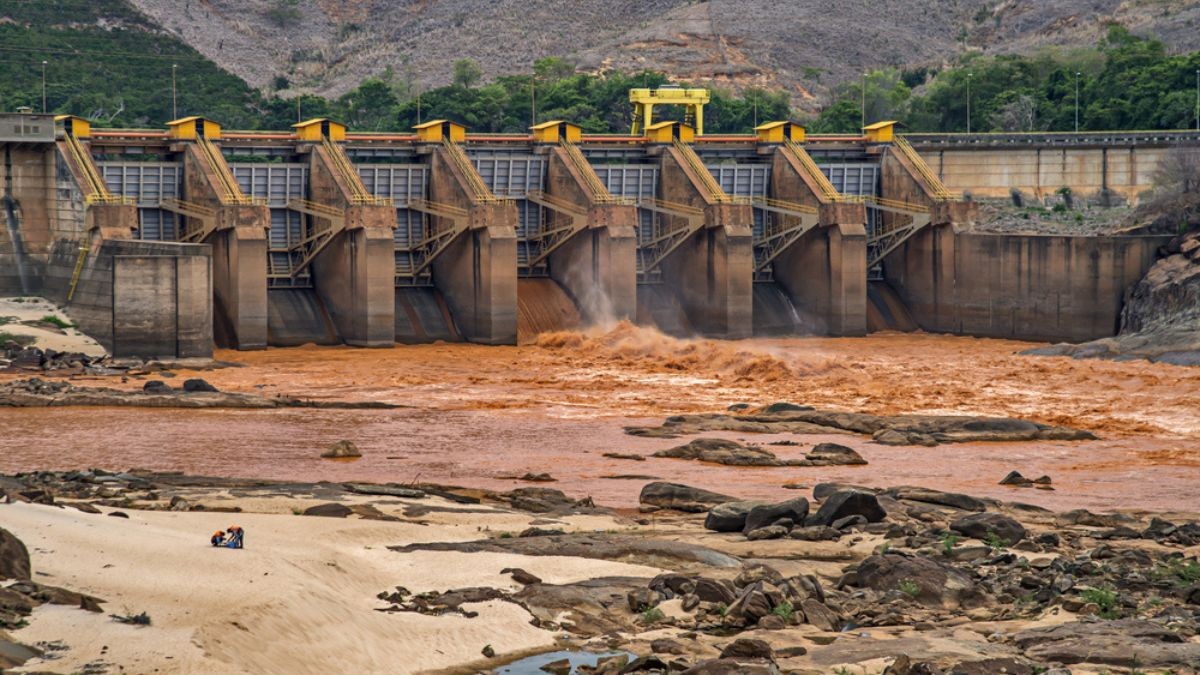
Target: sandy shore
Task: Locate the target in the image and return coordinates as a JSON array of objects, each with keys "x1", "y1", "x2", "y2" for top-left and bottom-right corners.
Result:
[
  {"x1": 3, "y1": 489, "x2": 656, "y2": 674},
  {"x1": 0, "y1": 297, "x2": 105, "y2": 356}
]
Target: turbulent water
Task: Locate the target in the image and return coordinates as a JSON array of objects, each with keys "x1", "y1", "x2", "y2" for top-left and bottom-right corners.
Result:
[{"x1": 3, "y1": 323, "x2": 1199, "y2": 511}]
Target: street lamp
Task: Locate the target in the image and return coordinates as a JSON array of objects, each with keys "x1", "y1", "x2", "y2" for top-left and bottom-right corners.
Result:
[
  {"x1": 172, "y1": 64, "x2": 178, "y2": 120},
  {"x1": 966, "y1": 73, "x2": 973, "y2": 134},
  {"x1": 860, "y1": 72, "x2": 867, "y2": 129},
  {"x1": 1074, "y1": 71, "x2": 1081, "y2": 133},
  {"x1": 1194, "y1": 69, "x2": 1198, "y2": 132},
  {"x1": 41, "y1": 61, "x2": 47, "y2": 113}
]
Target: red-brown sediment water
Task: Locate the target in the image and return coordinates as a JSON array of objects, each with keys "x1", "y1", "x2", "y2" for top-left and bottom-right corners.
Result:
[{"x1": 3, "y1": 322, "x2": 1198, "y2": 512}]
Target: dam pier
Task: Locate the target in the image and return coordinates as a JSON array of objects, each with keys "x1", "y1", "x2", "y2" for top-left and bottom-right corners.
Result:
[{"x1": 0, "y1": 109, "x2": 1184, "y2": 358}]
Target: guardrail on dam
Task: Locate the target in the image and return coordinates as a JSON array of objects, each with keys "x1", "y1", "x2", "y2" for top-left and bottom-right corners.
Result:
[{"x1": 0, "y1": 113, "x2": 1179, "y2": 357}]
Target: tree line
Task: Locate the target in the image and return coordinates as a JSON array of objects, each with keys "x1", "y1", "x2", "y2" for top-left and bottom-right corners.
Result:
[{"x1": 3, "y1": 5, "x2": 1198, "y2": 136}]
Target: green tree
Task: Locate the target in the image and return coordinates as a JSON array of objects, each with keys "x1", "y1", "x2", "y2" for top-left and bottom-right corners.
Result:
[{"x1": 452, "y1": 59, "x2": 483, "y2": 89}]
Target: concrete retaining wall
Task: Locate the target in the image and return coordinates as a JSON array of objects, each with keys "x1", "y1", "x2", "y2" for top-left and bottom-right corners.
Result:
[
  {"x1": 44, "y1": 239, "x2": 213, "y2": 358},
  {"x1": 884, "y1": 230, "x2": 1170, "y2": 343},
  {"x1": 919, "y1": 146, "x2": 1168, "y2": 205}
]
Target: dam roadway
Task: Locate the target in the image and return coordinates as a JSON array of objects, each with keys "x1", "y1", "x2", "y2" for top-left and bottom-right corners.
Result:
[{"x1": 1, "y1": 113, "x2": 1189, "y2": 358}]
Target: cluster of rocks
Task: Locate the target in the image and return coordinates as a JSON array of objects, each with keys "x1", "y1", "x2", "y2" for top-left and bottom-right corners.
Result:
[
  {"x1": 0, "y1": 378, "x2": 398, "y2": 410},
  {"x1": 1000, "y1": 470, "x2": 1054, "y2": 489},
  {"x1": 1, "y1": 469, "x2": 248, "y2": 515},
  {"x1": 627, "y1": 407, "x2": 1096, "y2": 447},
  {"x1": 623, "y1": 478, "x2": 1200, "y2": 673},
  {"x1": 703, "y1": 490, "x2": 884, "y2": 543},
  {"x1": 651, "y1": 439, "x2": 866, "y2": 467},
  {"x1": 0, "y1": 346, "x2": 107, "y2": 374}
]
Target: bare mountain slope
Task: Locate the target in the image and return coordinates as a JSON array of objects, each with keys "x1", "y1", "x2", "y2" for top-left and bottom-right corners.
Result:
[{"x1": 127, "y1": 0, "x2": 1200, "y2": 108}]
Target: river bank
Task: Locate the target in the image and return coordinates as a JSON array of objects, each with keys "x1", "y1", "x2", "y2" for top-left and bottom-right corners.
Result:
[{"x1": 1, "y1": 470, "x2": 1198, "y2": 674}]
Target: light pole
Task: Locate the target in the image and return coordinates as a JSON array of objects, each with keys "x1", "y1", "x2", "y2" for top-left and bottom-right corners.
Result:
[
  {"x1": 41, "y1": 61, "x2": 47, "y2": 113},
  {"x1": 1080, "y1": 71, "x2": 1089, "y2": 133},
  {"x1": 966, "y1": 73, "x2": 972, "y2": 133},
  {"x1": 171, "y1": 64, "x2": 178, "y2": 120},
  {"x1": 1194, "y1": 69, "x2": 1198, "y2": 132},
  {"x1": 860, "y1": 72, "x2": 867, "y2": 129}
]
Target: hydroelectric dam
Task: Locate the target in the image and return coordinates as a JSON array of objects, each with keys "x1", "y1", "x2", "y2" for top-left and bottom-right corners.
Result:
[{"x1": 0, "y1": 109, "x2": 1187, "y2": 358}]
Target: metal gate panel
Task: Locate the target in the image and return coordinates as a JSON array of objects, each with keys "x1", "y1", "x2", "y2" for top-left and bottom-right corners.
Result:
[
  {"x1": 471, "y1": 155, "x2": 547, "y2": 275},
  {"x1": 822, "y1": 163, "x2": 879, "y2": 234},
  {"x1": 230, "y1": 163, "x2": 309, "y2": 287},
  {"x1": 709, "y1": 163, "x2": 769, "y2": 238},
  {"x1": 97, "y1": 162, "x2": 181, "y2": 241},
  {"x1": 593, "y1": 165, "x2": 658, "y2": 248},
  {"x1": 357, "y1": 164, "x2": 431, "y2": 285}
]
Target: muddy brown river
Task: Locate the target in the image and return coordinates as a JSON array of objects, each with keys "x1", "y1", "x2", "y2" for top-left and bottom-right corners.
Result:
[{"x1": 3, "y1": 323, "x2": 1198, "y2": 512}]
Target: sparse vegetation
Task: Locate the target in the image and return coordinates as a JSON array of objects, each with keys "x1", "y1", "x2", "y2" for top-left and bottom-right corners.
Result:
[
  {"x1": 0, "y1": 331, "x2": 34, "y2": 348},
  {"x1": 1081, "y1": 586, "x2": 1121, "y2": 619},
  {"x1": 984, "y1": 531, "x2": 1007, "y2": 551},
  {"x1": 898, "y1": 579, "x2": 921, "y2": 599},
  {"x1": 771, "y1": 600, "x2": 794, "y2": 622},
  {"x1": 641, "y1": 606, "x2": 665, "y2": 624},
  {"x1": 940, "y1": 532, "x2": 960, "y2": 556}
]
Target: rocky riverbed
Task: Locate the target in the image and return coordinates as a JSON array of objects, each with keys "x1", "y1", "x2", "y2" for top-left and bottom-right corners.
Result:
[{"x1": 2, "y1": 469, "x2": 1197, "y2": 674}]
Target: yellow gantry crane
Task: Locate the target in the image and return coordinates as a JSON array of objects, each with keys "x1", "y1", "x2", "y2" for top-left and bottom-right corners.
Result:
[{"x1": 630, "y1": 86, "x2": 710, "y2": 135}]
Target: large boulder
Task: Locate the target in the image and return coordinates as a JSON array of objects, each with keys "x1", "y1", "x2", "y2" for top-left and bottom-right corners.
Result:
[
  {"x1": 809, "y1": 490, "x2": 885, "y2": 526},
  {"x1": 0, "y1": 529, "x2": 30, "y2": 581},
  {"x1": 743, "y1": 497, "x2": 809, "y2": 534},
  {"x1": 639, "y1": 482, "x2": 737, "y2": 512},
  {"x1": 884, "y1": 486, "x2": 988, "y2": 512},
  {"x1": 321, "y1": 440, "x2": 362, "y2": 459},
  {"x1": 950, "y1": 512, "x2": 1027, "y2": 545},
  {"x1": 802, "y1": 442, "x2": 867, "y2": 466},
  {"x1": 704, "y1": 501, "x2": 765, "y2": 532},
  {"x1": 653, "y1": 438, "x2": 786, "y2": 466},
  {"x1": 718, "y1": 638, "x2": 773, "y2": 661},
  {"x1": 1013, "y1": 619, "x2": 1200, "y2": 668},
  {"x1": 182, "y1": 378, "x2": 218, "y2": 393},
  {"x1": 302, "y1": 503, "x2": 353, "y2": 518},
  {"x1": 852, "y1": 554, "x2": 979, "y2": 608}
]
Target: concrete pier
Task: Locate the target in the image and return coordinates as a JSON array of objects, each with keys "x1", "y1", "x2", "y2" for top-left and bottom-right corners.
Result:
[
  {"x1": 657, "y1": 143, "x2": 754, "y2": 338},
  {"x1": 180, "y1": 144, "x2": 270, "y2": 349},
  {"x1": 770, "y1": 146, "x2": 868, "y2": 336},
  {"x1": 427, "y1": 144, "x2": 518, "y2": 345},
  {"x1": 307, "y1": 142, "x2": 396, "y2": 347},
  {"x1": 543, "y1": 146, "x2": 638, "y2": 323}
]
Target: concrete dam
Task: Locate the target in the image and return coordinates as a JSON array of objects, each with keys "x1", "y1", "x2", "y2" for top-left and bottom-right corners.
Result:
[{"x1": 0, "y1": 111, "x2": 1184, "y2": 358}]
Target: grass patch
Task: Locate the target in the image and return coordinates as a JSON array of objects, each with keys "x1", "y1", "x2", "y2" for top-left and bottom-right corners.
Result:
[
  {"x1": 771, "y1": 600, "x2": 794, "y2": 622},
  {"x1": 39, "y1": 314, "x2": 75, "y2": 329},
  {"x1": 898, "y1": 579, "x2": 921, "y2": 599}
]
